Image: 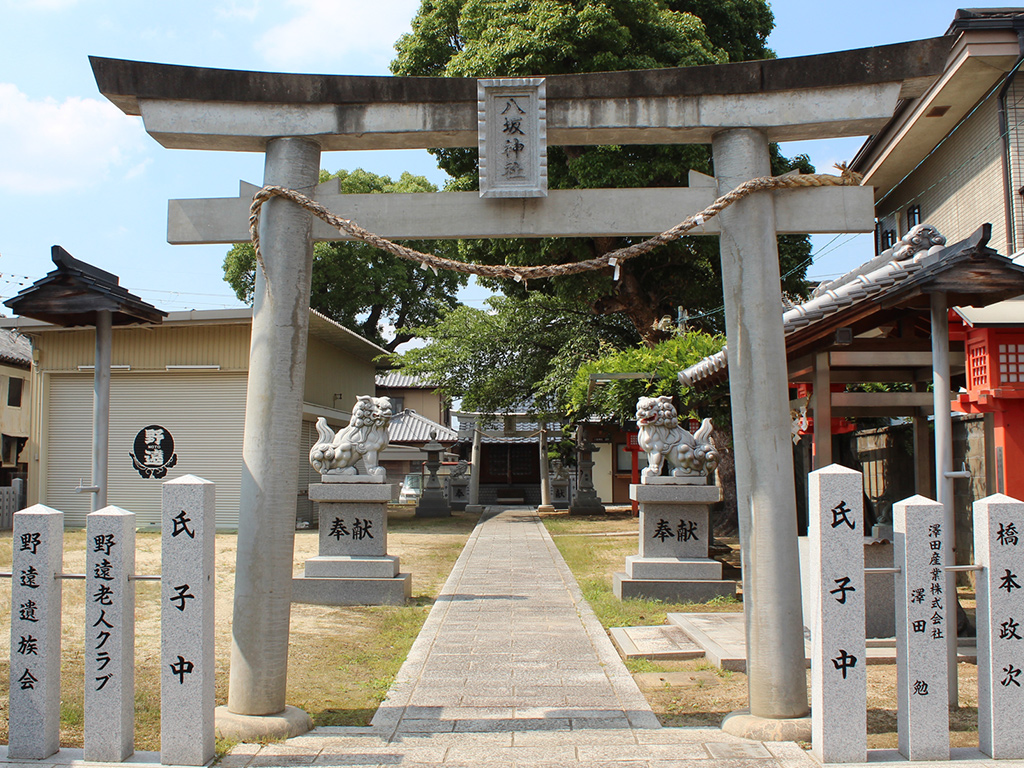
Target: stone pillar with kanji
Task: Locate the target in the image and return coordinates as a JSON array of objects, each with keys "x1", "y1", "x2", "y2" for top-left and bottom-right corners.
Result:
[
  {"x1": 975, "y1": 493, "x2": 1024, "y2": 758},
  {"x1": 894, "y1": 495, "x2": 949, "y2": 761},
  {"x1": 85, "y1": 506, "x2": 136, "y2": 762},
  {"x1": 161, "y1": 475, "x2": 216, "y2": 766},
  {"x1": 9, "y1": 505, "x2": 64, "y2": 760},
  {"x1": 808, "y1": 465, "x2": 866, "y2": 763}
]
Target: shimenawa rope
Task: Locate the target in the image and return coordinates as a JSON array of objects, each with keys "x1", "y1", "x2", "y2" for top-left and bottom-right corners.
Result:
[{"x1": 247, "y1": 164, "x2": 861, "y2": 284}]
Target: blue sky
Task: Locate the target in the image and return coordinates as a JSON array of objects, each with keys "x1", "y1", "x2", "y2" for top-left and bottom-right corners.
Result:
[{"x1": 0, "y1": 0, "x2": 1002, "y2": 316}]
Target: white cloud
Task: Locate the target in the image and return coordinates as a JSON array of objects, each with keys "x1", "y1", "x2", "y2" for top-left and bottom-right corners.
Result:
[
  {"x1": 0, "y1": 84, "x2": 150, "y2": 194},
  {"x1": 258, "y1": 0, "x2": 421, "y2": 72},
  {"x1": 6, "y1": 0, "x2": 80, "y2": 9},
  {"x1": 217, "y1": 0, "x2": 261, "y2": 22}
]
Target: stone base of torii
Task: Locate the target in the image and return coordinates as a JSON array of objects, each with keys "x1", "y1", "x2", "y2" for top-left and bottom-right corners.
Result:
[{"x1": 89, "y1": 38, "x2": 949, "y2": 741}]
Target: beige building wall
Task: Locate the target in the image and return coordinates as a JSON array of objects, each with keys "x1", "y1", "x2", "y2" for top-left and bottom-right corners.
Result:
[
  {"x1": 0, "y1": 364, "x2": 31, "y2": 439},
  {"x1": 592, "y1": 444, "x2": 614, "y2": 505},
  {"x1": 304, "y1": 334, "x2": 377, "y2": 413},
  {"x1": 1005, "y1": 71, "x2": 1024, "y2": 254},
  {"x1": 30, "y1": 321, "x2": 252, "y2": 372},
  {"x1": 380, "y1": 387, "x2": 445, "y2": 423},
  {"x1": 877, "y1": 95, "x2": 1008, "y2": 253},
  {"x1": 12, "y1": 310, "x2": 383, "y2": 525}
]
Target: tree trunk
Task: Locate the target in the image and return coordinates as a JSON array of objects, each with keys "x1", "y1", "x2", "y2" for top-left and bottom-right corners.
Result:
[{"x1": 590, "y1": 260, "x2": 665, "y2": 346}]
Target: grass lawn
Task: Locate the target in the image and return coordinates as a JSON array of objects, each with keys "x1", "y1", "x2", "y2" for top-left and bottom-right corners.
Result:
[
  {"x1": 541, "y1": 509, "x2": 981, "y2": 749},
  {"x1": 0, "y1": 506, "x2": 478, "y2": 751}
]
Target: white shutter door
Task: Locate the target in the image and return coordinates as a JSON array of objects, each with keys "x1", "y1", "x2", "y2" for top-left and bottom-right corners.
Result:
[
  {"x1": 45, "y1": 375, "x2": 94, "y2": 526},
  {"x1": 46, "y1": 372, "x2": 248, "y2": 528},
  {"x1": 296, "y1": 419, "x2": 319, "y2": 529}
]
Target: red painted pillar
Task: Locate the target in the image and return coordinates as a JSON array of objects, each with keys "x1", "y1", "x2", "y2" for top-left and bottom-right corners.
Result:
[{"x1": 994, "y1": 401, "x2": 1024, "y2": 499}]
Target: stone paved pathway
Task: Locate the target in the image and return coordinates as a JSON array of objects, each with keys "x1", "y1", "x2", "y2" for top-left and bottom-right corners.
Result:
[{"x1": 221, "y1": 506, "x2": 814, "y2": 768}]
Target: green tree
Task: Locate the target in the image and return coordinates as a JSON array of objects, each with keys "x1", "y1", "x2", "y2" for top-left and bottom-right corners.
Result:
[
  {"x1": 565, "y1": 330, "x2": 726, "y2": 424},
  {"x1": 389, "y1": 292, "x2": 641, "y2": 413},
  {"x1": 223, "y1": 168, "x2": 468, "y2": 351},
  {"x1": 565, "y1": 328, "x2": 742, "y2": 530},
  {"x1": 391, "y1": 0, "x2": 812, "y2": 343}
]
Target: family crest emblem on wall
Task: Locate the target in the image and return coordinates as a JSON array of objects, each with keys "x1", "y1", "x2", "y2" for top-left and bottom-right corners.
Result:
[{"x1": 129, "y1": 425, "x2": 178, "y2": 478}]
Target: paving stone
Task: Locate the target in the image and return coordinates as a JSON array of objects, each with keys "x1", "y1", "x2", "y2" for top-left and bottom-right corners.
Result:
[
  {"x1": 703, "y1": 742, "x2": 773, "y2": 759},
  {"x1": 571, "y1": 716, "x2": 633, "y2": 729},
  {"x1": 453, "y1": 717, "x2": 572, "y2": 732},
  {"x1": 313, "y1": 746, "x2": 447, "y2": 764},
  {"x1": 248, "y1": 756, "x2": 318, "y2": 767},
  {"x1": 255, "y1": 744, "x2": 321, "y2": 756},
  {"x1": 395, "y1": 719, "x2": 455, "y2": 734},
  {"x1": 513, "y1": 729, "x2": 640, "y2": 746},
  {"x1": 435, "y1": 706, "x2": 516, "y2": 719},
  {"x1": 447, "y1": 745, "x2": 578, "y2": 763},
  {"x1": 577, "y1": 744, "x2": 709, "y2": 761}
]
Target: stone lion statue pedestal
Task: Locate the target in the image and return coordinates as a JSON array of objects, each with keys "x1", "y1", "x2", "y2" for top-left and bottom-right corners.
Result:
[
  {"x1": 613, "y1": 396, "x2": 736, "y2": 603},
  {"x1": 291, "y1": 397, "x2": 411, "y2": 606}
]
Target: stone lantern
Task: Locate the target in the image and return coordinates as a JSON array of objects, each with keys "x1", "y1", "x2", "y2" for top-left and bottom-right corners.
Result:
[{"x1": 416, "y1": 431, "x2": 450, "y2": 518}]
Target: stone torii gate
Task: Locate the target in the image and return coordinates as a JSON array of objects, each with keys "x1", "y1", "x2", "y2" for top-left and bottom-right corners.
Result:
[{"x1": 90, "y1": 38, "x2": 948, "y2": 739}]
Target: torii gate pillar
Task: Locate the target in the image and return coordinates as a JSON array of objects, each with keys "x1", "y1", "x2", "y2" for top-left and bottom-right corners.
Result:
[
  {"x1": 713, "y1": 129, "x2": 809, "y2": 732},
  {"x1": 226, "y1": 137, "x2": 320, "y2": 729}
]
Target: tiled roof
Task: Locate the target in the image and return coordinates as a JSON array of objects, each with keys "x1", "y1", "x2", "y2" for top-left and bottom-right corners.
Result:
[
  {"x1": 455, "y1": 416, "x2": 569, "y2": 444},
  {"x1": 0, "y1": 328, "x2": 31, "y2": 368},
  {"x1": 678, "y1": 225, "x2": 1004, "y2": 387},
  {"x1": 389, "y1": 409, "x2": 457, "y2": 444},
  {"x1": 376, "y1": 371, "x2": 436, "y2": 389},
  {"x1": 4, "y1": 245, "x2": 166, "y2": 327}
]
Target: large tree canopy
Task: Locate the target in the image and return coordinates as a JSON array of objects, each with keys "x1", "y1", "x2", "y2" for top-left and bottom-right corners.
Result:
[
  {"x1": 391, "y1": 0, "x2": 811, "y2": 344},
  {"x1": 223, "y1": 168, "x2": 467, "y2": 351}
]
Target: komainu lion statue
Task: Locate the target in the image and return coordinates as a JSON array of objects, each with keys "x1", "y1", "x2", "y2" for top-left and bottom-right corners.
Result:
[
  {"x1": 309, "y1": 395, "x2": 392, "y2": 477},
  {"x1": 635, "y1": 395, "x2": 719, "y2": 479}
]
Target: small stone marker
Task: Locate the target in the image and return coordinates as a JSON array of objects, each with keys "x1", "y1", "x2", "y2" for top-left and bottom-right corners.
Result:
[
  {"x1": 448, "y1": 461, "x2": 470, "y2": 512},
  {"x1": 893, "y1": 495, "x2": 949, "y2": 761},
  {"x1": 85, "y1": 506, "x2": 136, "y2": 762},
  {"x1": 161, "y1": 475, "x2": 216, "y2": 766},
  {"x1": 974, "y1": 493, "x2": 1024, "y2": 758},
  {"x1": 569, "y1": 436, "x2": 604, "y2": 514},
  {"x1": 9, "y1": 505, "x2": 63, "y2": 760},
  {"x1": 808, "y1": 465, "x2": 866, "y2": 763},
  {"x1": 477, "y1": 77, "x2": 547, "y2": 198}
]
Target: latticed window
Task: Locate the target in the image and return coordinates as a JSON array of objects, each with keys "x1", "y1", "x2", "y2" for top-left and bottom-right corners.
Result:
[
  {"x1": 510, "y1": 445, "x2": 535, "y2": 479},
  {"x1": 999, "y1": 344, "x2": 1022, "y2": 384},
  {"x1": 967, "y1": 340, "x2": 989, "y2": 390}
]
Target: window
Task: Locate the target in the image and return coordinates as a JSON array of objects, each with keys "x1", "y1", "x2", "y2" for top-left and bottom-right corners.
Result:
[
  {"x1": 907, "y1": 205, "x2": 922, "y2": 228},
  {"x1": 390, "y1": 396, "x2": 404, "y2": 412},
  {"x1": 7, "y1": 377, "x2": 23, "y2": 408},
  {"x1": 1, "y1": 435, "x2": 17, "y2": 465},
  {"x1": 616, "y1": 443, "x2": 649, "y2": 473},
  {"x1": 875, "y1": 222, "x2": 899, "y2": 254}
]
